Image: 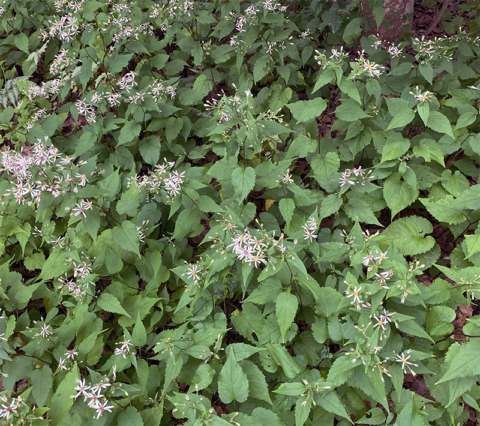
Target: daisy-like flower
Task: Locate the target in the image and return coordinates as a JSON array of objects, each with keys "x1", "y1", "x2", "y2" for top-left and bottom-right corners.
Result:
[
  {"x1": 40, "y1": 324, "x2": 52, "y2": 338},
  {"x1": 374, "y1": 346, "x2": 382, "y2": 354},
  {"x1": 373, "y1": 314, "x2": 386, "y2": 331},
  {"x1": 375, "y1": 272, "x2": 390, "y2": 289},
  {"x1": 396, "y1": 351, "x2": 418, "y2": 375},
  {"x1": 375, "y1": 252, "x2": 388, "y2": 263},
  {"x1": 346, "y1": 286, "x2": 362, "y2": 305},
  {"x1": 93, "y1": 400, "x2": 114, "y2": 419},
  {"x1": 282, "y1": 170, "x2": 293, "y2": 184},
  {"x1": 114, "y1": 347, "x2": 128, "y2": 359},
  {"x1": 362, "y1": 253, "x2": 374, "y2": 266},
  {"x1": 223, "y1": 223, "x2": 237, "y2": 231},
  {"x1": 303, "y1": 225, "x2": 318, "y2": 243},
  {"x1": 75, "y1": 173, "x2": 88, "y2": 186},
  {"x1": 187, "y1": 265, "x2": 201, "y2": 282},
  {"x1": 57, "y1": 358, "x2": 68, "y2": 371},
  {"x1": 73, "y1": 378, "x2": 90, "y2": 400},
  {"x1": 65, "y1": 349, "x2": 78, "y2": 360}
]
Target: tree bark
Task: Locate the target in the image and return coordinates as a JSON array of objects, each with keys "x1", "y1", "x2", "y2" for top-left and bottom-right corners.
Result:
[{"x1": 361, "y1": 0, "x2": 415, "y2": 43}]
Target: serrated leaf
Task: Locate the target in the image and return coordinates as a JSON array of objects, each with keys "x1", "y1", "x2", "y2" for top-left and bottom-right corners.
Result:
[
  {"x1": 380, "y1": 133, "x2": 410, "y2": 163},
  {"x1": 49, "y1": 367, "x2": 78, "y2": 425},
  {"x1": 191, "y1": 363, "x2": 215, "y2": 390},
  {"x1": 335, "y1": 101, "x2": 370, "y2": 121},
  {"x1": 344, "y1": 197, "x2": 382, "y2": 226},
  {"x1": 455, "y1": 112, "x2": 477, "y2": 130},
  {"x1": 465, "y1": 232, "x2": 480, "y2": 259},
  {"x1": 132, "y1": 313, "x2": 147, "y2": 346},
  {"x1": 420, "y1": 196, "x2": 466, "y2": 225},
  {"x1": 437, "y1": 339, "x2": 480, "y2": 384},
  {"x1": 118, "y1": 406, "x2": 144, "y2": 426},
  {"x1": 218, "y1": 350, "x2": 249, "y2": 404},
  {"x1": 320, "y1": 194, "x2": 343, "y2": 219},
  {"x1": 112, "y1": 220, "x2": 140, "y2": 256},
  {"x1": 311, "y1": 152, "x2": 340, "y2": 176},
  {"x1": 97, "y1": 292, "x2": 131, "y2": 317},
  {"x1": 232, "y1": 167, "x2": 256, "y2": 201},
  {"x1": 240, "y1": 360, "x2": 272, "y2": 404},
  {"x1": 254, "y1": 56, "x2": 269, "y2": 83},
  {"x1": 118, "y1": 120, "x2": 141, "y2": 146},
  {"x1": 30, "y1": 366, "x2": 53, "y2": 407},
  {"x1": 279, "y1": 198, "x2": 294, "y2": 227},
  {"x1": 276, "y1": 289, "x2": 298, "y2": 343},
  {"x1": 426, "y1": 110, "x2": 454, "y2": 138},
  {"x1": 380, "y1": 216, "x2": 435, "y2": 255},
  {"x1": 312, "y1": 68, "x2": 335, "y2": 94},
  {"x1": 386, "y1": 108, "x2": 415, "y2": 130},
  {"x1": 383, "y1": 173, "x2": 418, "y2": 217},
  {"x1": 286, "y1": 98, "x2": 327, "y2": 123}
]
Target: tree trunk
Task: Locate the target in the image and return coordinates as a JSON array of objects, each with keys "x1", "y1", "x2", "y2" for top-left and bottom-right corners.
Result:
[{"x1": 361, "y1": 0, "x2": 415, "y2": 43}]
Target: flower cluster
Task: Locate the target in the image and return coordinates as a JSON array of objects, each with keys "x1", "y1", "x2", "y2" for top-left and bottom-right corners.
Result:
[
  {"x1": 114, "y1": 338, "x2": 134, "y2": 359},
  {"x1": 227, "y1": 229, "x2": 268, "y2": 268},
  {"x1": 73, "y1": 379, "x2": 114, "y2": 419},
  {"x1": 303, "y1": 217, "x2": 318, "y2": 243},
  {"x1": 0, "y1": 395, "x2": 25, "y2": 421},
  {"x1": 350, "y1": 50, "x2": 385, "y2": 79},
  {"x1": 339, "y1": 166, "x2": 374, "y2": 187},
  {"x1": 128, "y1": 159, "x2": 184, "y2": 200},
  {"x1": 409, "y1": 86, "x2": 434, "y2": 103},
  {"x1": 41, "y1": 14, "x2": 80, "y2": 42}
]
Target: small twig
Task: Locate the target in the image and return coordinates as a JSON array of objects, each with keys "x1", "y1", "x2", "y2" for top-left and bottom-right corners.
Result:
[{"x1": 424, "y1": 0, "x2": 453, "y2": 37}]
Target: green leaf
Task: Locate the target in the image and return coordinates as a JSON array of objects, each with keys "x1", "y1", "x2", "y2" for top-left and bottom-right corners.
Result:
[
  {"x1": 383, "y1": 173, "x2": 418, "y2": 217},
  {"x1": 118, "y1": 406, "x2": 144, "y2": 426},
  {"x1": 465, "y1": 231, "x2": 480, "y2": 259},
  {"x1": 97, "y1": 292, "x2": 131, "y2": 317},
  {"x1": 99, "y1": 170, "x2": 121, "y2": 201},
  {"x1": 240, "y1": 360, "x2": 273, "y2": 404},
  {"x1": 312, "y1": 68, "x2": 335, "y2": 94},
  {"x1": 80, "y1": 58, "x2": 93, "y2": 91},
  {"x1": 116, "y1": 183, "x2": 141, "y2": 217},
  {"x1": 244, "y1": 279, "x2": 282, "y2": 304},
  {"x1": 286, "y1": 98, "x2": 327, "y2": 123},
  {"x1": 232, "y1": 167, "x2": 256, "y2": 201},
  {"x1": 266, "y1": 344, "x2": 302, "y2": 378},
  {"x1": 173, "y1": 207, "x2": 203, "y2": 240},
  {"x1": 279, "y1": 198, "x2": 295, "y2": 227},
  {"x1": 112, "y1": 220, "x2": 140, "y2": 256},
  {"x1": 191, "y1": 363, "x2": 216, "y2": 390},
  {"x1": 311, "y1": 152, "x2": 340, "y2": 176},
  {"x1": 295, "y1": 396, "x2": 312, "y2": 426},
  {"x1": 344, "y1": 198, "x2": 382, "y2": 226},
  {"x1": 108, "y1": 53, "x2": 133, "y2": 73},
  {"x1": 139, "y1": 136, "x2": 161, "y2": 165},
  {"x1": 274, "y1": 382, "x2": 305, "y2": 396},
  {"x1": 49, "y1": 367, "x2": 78, "y2": 425},
  {"x1": 343, "y1": 18, "x2": 362, "y2": 45},
  {"x1": 380, "y1": 133, "x2": 410, "y2": 162},
  {"x1": 14, "y1": 33, "x2": 29, "y2": 54},
  {"x1": 397, "y1": 320, "x2": 435, "y2": 343},
  {"x1": 419, "y1": 62, "x2": 433, "y2": 84},
  {"x1": 426, "y1": 110, "x2": 454, "y2": 138},
  {"x1": 455, "y1": 112, "x2": 477, "y2": 130},
  {"x1": 412, "y1": 138, "x2": 445, "y2": 166},
  {"x1": 218, "y1": 350, "x2": 249, "y2": 404},
  {"x1": 105, "y1": 246, "x2": 123, "y2": 274},
  {"x1": 276, "y1": 289, "x2": 298, "y2": 343},
  {"x1": 380, "y1": 216, "x2": 435, "y2": 255},
  {"x1": 437, "y1": 339, "x2": 480, "y2": 384},
  {"x1": 335, "y1": 101, "x2": 370, "y2": 121},
  {"x1": 118, "y1": 120, "x2": 141, "y2": 146},
  {"x1": 30, "y1": 366, "x2": 53, "y2": 407},
  {"x1": 132, "y1": 313, "x2": 147, "y2": 346},
  {"x1": 320, "y1": 194, "x2": 343, "y2": 218},
  {"x1": 420, "y1": 196, "x2": 466, "y2": 225},
  {"x1": 0, "y1": 107, "x2": 14, "y2": 124},
  {"x1": 198, "y1": 195, "x2": 224, "y2": 213},
  {"x1": 426, "y1": 306, "x2": 455, "y2": 336},
  {"x1": 254, "y1": 56, "x2": 269, "y2": 83},
  {"x1": 386, "y1": 108, "x2": 415, "y2": 130},
  {"x1": 338, "y1": 79, "x2": 361, "y2": 104}
]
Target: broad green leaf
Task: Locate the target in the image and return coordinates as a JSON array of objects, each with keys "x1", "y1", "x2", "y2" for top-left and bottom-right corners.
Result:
[
  {"x1": 412, "y1": 138, "x2": 445, "y2": 166},
  {"x1": 49, "y1": 366, "x2": 78, "y2": 425},
  {"x1": 311, "y1": 152, "x2": 340, "y2": 176},
  {"x1": 112, "y1": 220, "x2": 140, "y2": 256},
  {"x1": 99, "y1": 170, "x2": 121, "y2": 200},
  {"x1": 279, "y1": 198, "x2": 295, "y2": 227},
  {"x1": 97, "y1": 292, "x2": 131, "y2": 317},
  {"x1": 338, "y1": 79, "x2": 361, "y2": 104},
  {"x1": 286, "y1": 98, "x2": 327, "y2": 123},
  {"x1": 380, "y1": 216, "x2": 435, "y2": 255},
  {"x1": 426, "y1": 306, "x2": 455, "y2": 336},
  {"x1": 232, "y1": 167, "x2": 256, "y2": 201},
  {"x1": 118, "y1": 120, "x2": 141, "y2": 146},
  {"x1": 165, "y1": 117, "x2": 183, "y2": 143},
  {"x1": 198, "y1": 195, "x2": 224, "y2": 213},
  {"x1": 437, "y1": 339, "x2": 480, "y2": 384},
  {"x1": 420, "y1": 196, "x2": 466, "y2": 225},
  {"x1": 274, "y1": 382, "x2": 305, "y2": 396},
  {"x1": 312, "y1": 68, "x2": 335, "y2": 94},
  {"x1": 465, "y1": 231, "x2": 480, "y2": 259},
  {"x1": 320, "y1": 194, "x2": 343, "y2": 218},
  {"x1": 344, "y1": 197, "x2": 382, "y2": 226},
  {"x1": 419, "y1": 62, "x2": 433, "y2": 84},
  {"x1": 14, "y1": 33, "x2": 29, "y2": 54},
  {"x1": 108, "y1": 53, "x2": 133, "y2": 73},
  {"x1": 386, "y1": 108, "x2": 415, "y2": 130},
  {"x1": 276, "y1": 289, "x2": 298, "y2": 343},
  {"x1": 240, "y1": 360, "x2": 273, "y2": 404},
  {"x1": 191, "y1": 363, "x2": 216, "y2": 390},
  {"x1": 383, "y1": 173, "x2": 418, "y2": 217},
  {"x1": 218, "y1": 350, "x2": 249, "y2": 404},
  {"x1": 30, "y1": 366, "x2": 53, "y2": 407},
  {"x1": 118, "y1": 406, "x2": 144, "y2": 426},
  {"x1": 266, "y1": 344, "x2": 302, "y2": 378},
  {"x1": 132, "y1": 313, "x2": 147, "y2": 346},
  {"x1": 426, "y1": 110, "x2": 454, "y2": 138},
  {"x1": 397, "y1": 320, "x2": 434, "y2": 343},
  {"x1": 105, "y1": 246, "x2": 123, "y2": 274},
  {"x1": 139, "y1": 136, "x2": 161, "y2": 165},
  {"x1": 335, "y1": 101, "x2": 370, "y2": 121},
  {"x1": 244, "y1": 279, "x2": 282, "y2": 304},
  {"x1": 254, "y1": 56, "x2": 269, "y2": 83},
  {"x1": 295, "y1": 396, "x2": 312, "y2": 426},
  {"x1": 380, "y1": 133, "x2": 410, "y2": 162},
  {"x1": 455, "y1": 112, "x2": 477, "y2": 130},
  {"x1": 116, "y1": 183, "x2": 141, "y2": 216}
]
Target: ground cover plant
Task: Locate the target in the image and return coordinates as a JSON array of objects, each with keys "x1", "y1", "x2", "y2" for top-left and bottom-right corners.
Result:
[{"x1": 1, "y1": 0, "x2": 480, "y2": 424}]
